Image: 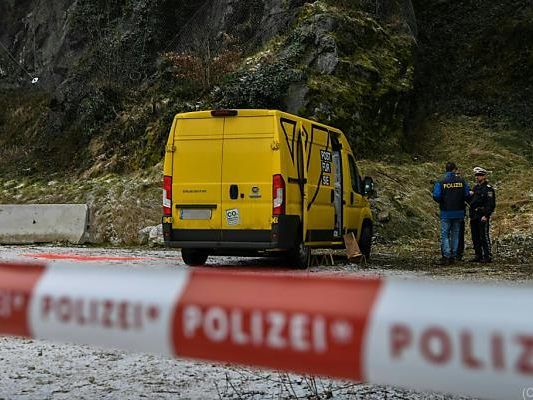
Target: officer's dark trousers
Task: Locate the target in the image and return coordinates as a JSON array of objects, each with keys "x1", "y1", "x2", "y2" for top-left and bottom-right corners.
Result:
[
  {"x1": 458, "y1": 219, "x2": 465, "y2": 259},
  {"x1": 470, "y1": 217, "x2": 492, "y2": 260}
]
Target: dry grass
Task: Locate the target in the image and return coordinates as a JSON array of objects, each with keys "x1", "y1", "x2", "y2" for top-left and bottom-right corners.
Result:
[
  {"x1": 359, "y1": 114, "x2": 532, "y2": 244},
  {"x1": 0, "y1": 166, "x2": 162, "y2": 245}
]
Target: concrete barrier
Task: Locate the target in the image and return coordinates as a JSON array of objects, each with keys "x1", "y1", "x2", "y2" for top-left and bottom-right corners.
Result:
[{"x1": 0, "y1": 204, "x2": 89, "y2": 244}]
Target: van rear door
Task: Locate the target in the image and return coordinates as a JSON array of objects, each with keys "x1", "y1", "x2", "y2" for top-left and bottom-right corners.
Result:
[
  {"x1": 220, "y1": 115, "x2": 274, "y2": 239},
  {"x1": 172, "y1": 116, "x2": 223, "y2": 237}
]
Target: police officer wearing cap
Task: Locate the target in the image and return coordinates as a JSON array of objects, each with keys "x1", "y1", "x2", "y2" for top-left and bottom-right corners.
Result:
[
  {"x1": 433, "y1": 162, "x2": 470, "y2": 265},
  {"x1": 468, "y1": 167, "x2": 496, "y2": 263}
]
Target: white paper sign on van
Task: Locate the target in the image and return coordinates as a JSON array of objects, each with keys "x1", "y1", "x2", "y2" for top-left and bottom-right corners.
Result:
[
  {"x1": 321, "y1": 150, "x2": 332, "y2": 186},
  {"x1": 320, "y1": 150, "x2": 332, "y2": 162},
  {"x1": 225, "y1": 208, "x2": 241, "y2": 226}
]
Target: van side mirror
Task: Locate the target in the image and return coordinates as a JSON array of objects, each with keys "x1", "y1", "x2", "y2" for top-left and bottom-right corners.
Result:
[{"x1": 363, "y1": 176, "x2": 375, "y2": 197}]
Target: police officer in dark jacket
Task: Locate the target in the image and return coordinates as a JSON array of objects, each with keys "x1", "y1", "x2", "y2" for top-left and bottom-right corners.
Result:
[
  {"x1": 433, "y1": 162, "x2": 470, "y2": 265},
  {"x1": 468, "y1": 167, "x2": 496, "y2": 263}
]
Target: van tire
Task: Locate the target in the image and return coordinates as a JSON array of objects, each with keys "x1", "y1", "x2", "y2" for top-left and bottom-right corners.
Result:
[
  {"x1": 181, "y1": 249, "x2": 209, "y2": 266},
  {"x1": 359, "y1": 222, "x2": 373, "y2": 259},
  {"x1": 288, "y1": 242, "x2": 310, "y2": 269}
]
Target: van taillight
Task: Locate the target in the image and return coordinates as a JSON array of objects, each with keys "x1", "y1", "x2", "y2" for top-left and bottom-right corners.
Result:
[
  {"x1": 272, "y1": 174, "x2": 285, "y2": 216},
  {"x1": 163, "y1": 175, "x2": 172, "y2": 216}
]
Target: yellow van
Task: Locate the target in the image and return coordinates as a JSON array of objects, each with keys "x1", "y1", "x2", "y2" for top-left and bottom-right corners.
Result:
[{"x1": 162, "y1": 109, "x2": 374, "y2": 267}]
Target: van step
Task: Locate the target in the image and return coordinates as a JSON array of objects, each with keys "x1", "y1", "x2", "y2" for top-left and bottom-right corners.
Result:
[{"x1": 308, "y1": 250, "x2": 335, "y2": 267}]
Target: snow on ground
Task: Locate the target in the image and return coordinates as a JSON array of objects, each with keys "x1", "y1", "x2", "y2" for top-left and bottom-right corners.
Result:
[
  {"x1": 0, "y1": 244, "x2": 508, "y2": 399},
  {"x1": 0, "y1": 336, "x2": 469, "y2": 400}
]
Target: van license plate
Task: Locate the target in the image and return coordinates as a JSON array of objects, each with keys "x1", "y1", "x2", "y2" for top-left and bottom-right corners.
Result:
[{"x1": 180, "y1": 209, "x2": 212, "y2": 220}]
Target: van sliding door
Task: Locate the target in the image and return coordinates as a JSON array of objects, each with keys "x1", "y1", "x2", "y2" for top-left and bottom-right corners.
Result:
[{"x1": 304, "y1": 125, "x2": 337, "y2": 243}]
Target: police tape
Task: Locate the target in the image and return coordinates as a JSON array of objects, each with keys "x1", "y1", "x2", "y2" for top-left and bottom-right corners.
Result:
[{"x1": 0, "y1": 261, "x2": 532, "y2": 400}]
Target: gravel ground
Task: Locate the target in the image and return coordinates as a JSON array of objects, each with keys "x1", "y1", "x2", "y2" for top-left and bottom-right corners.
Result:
[{"x1": 1, "y1": 244, "x2": 531, "y2": 400}]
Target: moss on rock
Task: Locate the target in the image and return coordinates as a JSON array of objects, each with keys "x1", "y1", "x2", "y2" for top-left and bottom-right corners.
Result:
[{"x1": 213, "y1": 1, "x2": 416, "y2": 156}]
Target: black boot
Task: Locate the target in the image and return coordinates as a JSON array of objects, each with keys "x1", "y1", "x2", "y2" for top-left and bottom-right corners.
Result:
[{"x1": 439, "y1": 257, "x2": 450, "y2": 265}]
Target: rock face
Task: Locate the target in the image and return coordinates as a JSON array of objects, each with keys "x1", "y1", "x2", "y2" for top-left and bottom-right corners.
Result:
[
  {"x1": 0, "y1": 0, "x2": 416, "y2": 176},
  {"x1": 215, "y1": 2, "x2": 416, "y2": 153},
  {"x1": 411, "y1": 0, "x2": 533, "y2": 130},
  {"x1": 172, "y1": 0, "x2": 305, "y2": 53},
  {"x1": 0, "y1": 0, "x2": 306, "y2": 89},
  {"x1": 0, "y1": 0, "x2": 79, "y2": 89}
]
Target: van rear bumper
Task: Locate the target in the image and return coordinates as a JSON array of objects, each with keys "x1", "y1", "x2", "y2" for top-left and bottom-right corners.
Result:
[{"x1": 163, "y1": 215, "x2": 300, "y2": 250}]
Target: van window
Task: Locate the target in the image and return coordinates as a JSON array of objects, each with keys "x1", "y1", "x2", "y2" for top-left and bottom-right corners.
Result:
[{"x1": 348, "y1": 156, "x2": 362, "y2": 194}]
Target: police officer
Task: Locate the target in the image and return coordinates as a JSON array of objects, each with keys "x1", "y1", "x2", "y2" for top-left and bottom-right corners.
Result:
[
  {"x1": 433, "y1": 162, "x2": 470, "y2": 265},
  {"x1": 468, "y1": 167, "x2": 496, "y2": 263}
]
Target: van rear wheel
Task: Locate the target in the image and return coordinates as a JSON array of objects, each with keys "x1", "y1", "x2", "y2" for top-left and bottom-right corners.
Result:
[
  {"x1": 288, "y1": 242, "x2": 310, "y2": 269},
  {"x1": 181, "y1": 249, "x2": 209, "y2": 266}
]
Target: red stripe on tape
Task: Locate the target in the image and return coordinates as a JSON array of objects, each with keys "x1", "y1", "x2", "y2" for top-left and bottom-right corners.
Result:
[
  {"x1": 22, "y1": 253, "x2": 153, "y2": 262},
  {"x1": 0, "y1": 263, "x2": 45, "y2": 337},
  {"x1": 171, "y1": 269, "x2": 382, "y2": 380}
]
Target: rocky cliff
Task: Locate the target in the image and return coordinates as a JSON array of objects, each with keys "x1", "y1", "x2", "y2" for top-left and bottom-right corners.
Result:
[{"x1": 0, "y1": 0, "x2": 416, "y2": 176}]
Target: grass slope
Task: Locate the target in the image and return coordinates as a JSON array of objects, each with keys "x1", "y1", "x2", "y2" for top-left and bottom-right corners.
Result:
[{"x1": 362, "y1": 114, "x2": 532, "y2": 254}]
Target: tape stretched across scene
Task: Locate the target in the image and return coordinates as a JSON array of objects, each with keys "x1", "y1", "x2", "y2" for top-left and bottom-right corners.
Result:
[{"x1": 0, "y1": 261, "x2": 532, "y2": 400}]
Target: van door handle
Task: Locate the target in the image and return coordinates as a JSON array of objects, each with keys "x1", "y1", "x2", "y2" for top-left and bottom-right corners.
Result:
[
  {"x1": 351, "y1": 192, "x2": 354, "y2": 205},
  {"x1": 331, "y1": 189, "x2": 335, "y2": 203},
  {"x1": 230, "y1": 184, "x2": 239, "y2": 200}
]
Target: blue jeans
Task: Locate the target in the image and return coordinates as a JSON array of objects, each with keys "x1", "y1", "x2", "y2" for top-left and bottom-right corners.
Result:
[{"x1": 440, "y1": 218, "x2": 463, "y2": 259}]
